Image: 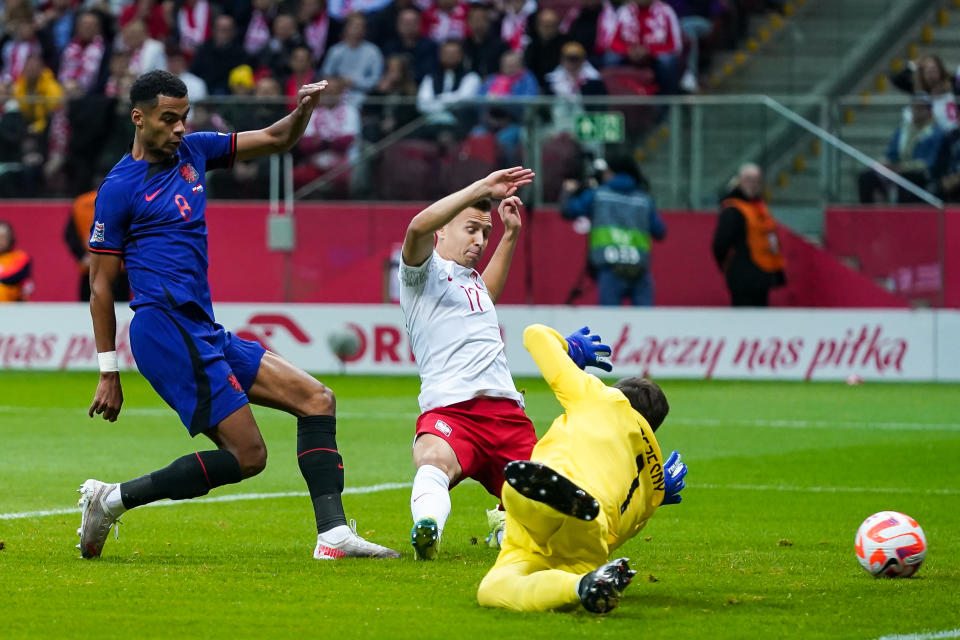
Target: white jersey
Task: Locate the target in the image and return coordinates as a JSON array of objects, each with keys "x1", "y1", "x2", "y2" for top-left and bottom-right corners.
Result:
[{"x1": 399, "y1": 251, "x2": 524, "y2": 413}]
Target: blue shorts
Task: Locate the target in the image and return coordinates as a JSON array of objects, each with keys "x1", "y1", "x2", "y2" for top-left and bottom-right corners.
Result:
[{"x1": 130, "y1": 304, "x2": 266, "y2": 436}]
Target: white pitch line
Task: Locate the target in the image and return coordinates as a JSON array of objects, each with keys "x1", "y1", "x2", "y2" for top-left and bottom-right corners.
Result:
[
  {"x1": 697, "y1": 483, "x2": 960, "y2": 496},
  {"x1": 0, "y1": 482, "x2": 411, "y2": 521},
  {"x1": 2, "y1": 405, "x2": 959, "y2": 432},
  {"x1": 5, "y1": 480, "x2": 958, "y2": 522},
  {"x1": 876, "y1": 629, "x2": 960, "y2": 640}
]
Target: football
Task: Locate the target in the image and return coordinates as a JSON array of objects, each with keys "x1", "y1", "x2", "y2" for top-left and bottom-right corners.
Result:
[{"x1": 855, "y1": 511, "x2": 927, "y2": 577}]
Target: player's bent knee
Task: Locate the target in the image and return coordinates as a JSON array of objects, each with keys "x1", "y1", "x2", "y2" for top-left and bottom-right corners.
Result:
[
  {"x1": 236, "y1": 442, "x2": 268, "y2": 478},
  {"x1": 302, "y1": 382, "x2": 335, "y2": 416}
]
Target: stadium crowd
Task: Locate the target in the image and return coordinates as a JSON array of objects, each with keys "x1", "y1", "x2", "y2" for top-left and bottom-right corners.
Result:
[{"x1": 0, "y1": 0, "x2": 771, "y2": 199}]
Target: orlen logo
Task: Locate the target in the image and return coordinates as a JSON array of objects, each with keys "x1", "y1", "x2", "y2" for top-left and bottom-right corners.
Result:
[
  {"x1": 335, "y1": 323, "x2": 416, "y2": 364},
  {"x1": 233, "y1": 314, "x2": 312, "y2": 353}
]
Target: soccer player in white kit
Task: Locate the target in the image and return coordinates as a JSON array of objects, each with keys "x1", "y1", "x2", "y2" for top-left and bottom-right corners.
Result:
[{"x1": 399, "y1": 166, "x2": 537, "y2": 560}]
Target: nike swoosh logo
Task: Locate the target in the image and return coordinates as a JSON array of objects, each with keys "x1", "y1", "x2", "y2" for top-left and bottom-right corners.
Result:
[{"x1": 144, "y1": 189, "x2": 162, "y2": 201}]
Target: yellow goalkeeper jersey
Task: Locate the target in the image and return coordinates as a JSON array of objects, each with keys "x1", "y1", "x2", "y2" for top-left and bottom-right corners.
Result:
[{"x1": 522, "y1": 324, "x2": 666, "y2": 554}]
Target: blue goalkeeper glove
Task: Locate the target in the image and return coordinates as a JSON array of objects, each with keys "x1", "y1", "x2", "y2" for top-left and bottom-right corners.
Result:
[
  {"x1": 565, "y1": 326, "x2": 613, "y2": 372},
  {"x1": 662, "y1": 450, "x2": 687, "y2": 505}
]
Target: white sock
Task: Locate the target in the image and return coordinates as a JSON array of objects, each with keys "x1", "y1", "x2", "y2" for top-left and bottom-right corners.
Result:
[
  {"x1": 318, "y1": 524, "x2": 352, "y2": 544},
  {"x1": 104, "y1": 485, "x2": 126, "y2": 516},
  {"x1": 410, "y1": 465, "x2": 451, "y2": 534}
]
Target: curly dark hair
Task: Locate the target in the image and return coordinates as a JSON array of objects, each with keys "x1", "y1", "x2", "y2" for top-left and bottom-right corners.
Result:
[
  {"x1": 129, "y1": 70, "x2": 187, "y2": 107},
  {"x1": 613, "y1": 377, "x2": 670, "y2": 431}
]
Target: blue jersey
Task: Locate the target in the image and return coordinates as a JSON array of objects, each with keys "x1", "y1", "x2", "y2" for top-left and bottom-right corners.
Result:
[{"x1": 89, "y1": 131, "x2": 237, "y2": 321}]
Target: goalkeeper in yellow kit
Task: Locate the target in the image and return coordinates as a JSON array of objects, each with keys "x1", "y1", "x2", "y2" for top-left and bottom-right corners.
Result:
[{"x1": 477, "y1": 324, "x2": 687, "y2": 614}]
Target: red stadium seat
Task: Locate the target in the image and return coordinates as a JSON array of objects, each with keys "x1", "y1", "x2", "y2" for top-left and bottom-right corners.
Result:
[
  {"x1": 458, "y1": 133, "x2": 498, "y2": 166},
  {"x1": 600, "y1": 67, "x2": 659, "y2": 135},
  {"x1": 375, "y1": 140, "x2": 442, "y2": 201},
  {"x1": 539, "y1": 133, "x2": 583, "y2": 202}
]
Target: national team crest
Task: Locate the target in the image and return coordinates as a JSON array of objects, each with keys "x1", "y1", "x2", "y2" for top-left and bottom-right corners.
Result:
[
  {"x1": 90, "y1": 221, "x2": 105, "y2": 243},
  {"x1": 179, "y1": 163, "x2": 199, "y2": 184}
]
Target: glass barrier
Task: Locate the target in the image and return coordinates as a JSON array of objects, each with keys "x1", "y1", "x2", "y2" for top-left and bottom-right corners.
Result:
[{"x1": 3, "y1": 93, "x2": 949, "y2": 210}]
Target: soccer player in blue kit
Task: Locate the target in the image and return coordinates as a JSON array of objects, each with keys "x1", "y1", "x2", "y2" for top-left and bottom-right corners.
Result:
[{"x1": 78, "y1": 70, "x2": 399, "y2": 561}]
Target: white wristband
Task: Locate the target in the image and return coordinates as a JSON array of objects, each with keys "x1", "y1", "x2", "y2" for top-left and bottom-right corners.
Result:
[{"x1": 98, "y1": 351, "x2": 119, "y2": 373}]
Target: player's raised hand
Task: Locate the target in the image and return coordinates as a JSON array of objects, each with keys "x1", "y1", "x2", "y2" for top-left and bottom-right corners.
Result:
[
  {"x1": 565, "y1": 326, "x2": 613, "y2": 372},
  {"x1": 89, "y1": 373, "x2": 124, "y2": 422},
  {"x1": 482, "y1": 166, "x2": 535, "y2": 199},
  {"x1": 498, "y1": 196, "x2": 523, "y2": 233},
  {"x1": 296, "y1": 80, "x2": 328, "y2": 112}
]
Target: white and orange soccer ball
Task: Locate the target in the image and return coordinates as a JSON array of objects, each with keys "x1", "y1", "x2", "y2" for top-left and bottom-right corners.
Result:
[{"x1": 855, "y1": 511, "x2": 927, "y2": 578}]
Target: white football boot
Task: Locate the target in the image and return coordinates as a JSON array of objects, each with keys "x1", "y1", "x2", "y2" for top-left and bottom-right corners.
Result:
[
  {"x1": 77, "y1": 479, "x2": 122, "y2": 558},
  {"x1": 314, "y1": 519, "x2": 401, "y2": 560}
]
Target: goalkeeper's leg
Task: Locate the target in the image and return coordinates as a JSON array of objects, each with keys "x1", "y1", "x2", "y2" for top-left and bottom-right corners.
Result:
[{"x1": 477, "y1": 552, "x2": 582, "y2": 612}]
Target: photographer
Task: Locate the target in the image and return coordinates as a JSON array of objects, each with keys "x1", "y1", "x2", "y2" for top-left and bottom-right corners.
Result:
[{"x1": 560, "y1": 153, "x2": 666, "y2": 306}]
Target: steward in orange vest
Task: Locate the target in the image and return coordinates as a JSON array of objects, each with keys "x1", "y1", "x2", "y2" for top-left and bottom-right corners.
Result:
[
  {"x1": 0, "y1": 220, "x2": 32, "y2": 302},
  {"x1": 712, "y1": 172, "x2": 786, "y2": 307},
  {"x1": 64, "y1": 191, "x2": 130, "y2": 301}
]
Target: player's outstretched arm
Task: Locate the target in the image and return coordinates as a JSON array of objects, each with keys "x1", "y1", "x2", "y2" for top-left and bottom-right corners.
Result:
[
  {"x1": 480, "y1": 195, "x2": 522, "y2": 302},
  {"x1": 523, "y1": 323, "x2": 596, "y2": 410},
  {"x1": 88, "y1": 253, "x2": 124, "y2": 422},
  {"x1": 234, "y1": 80, "x2": 328, "y2": 162},
  {"x1": 402, "y1": 167, "x2": 534, "y2": 267}
]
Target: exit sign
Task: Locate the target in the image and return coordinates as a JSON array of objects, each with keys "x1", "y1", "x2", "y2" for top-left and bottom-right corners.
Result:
[{"x1": 574, "y1": 112, "x2": 625, "y2": 143}]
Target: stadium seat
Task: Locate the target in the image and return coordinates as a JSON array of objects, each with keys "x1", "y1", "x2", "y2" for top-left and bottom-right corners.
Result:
[
  {"x1": 459, "y1": 133, "x2": 498, "y2": 166},
  {"x1": 599, "y1": 67, "x2": 659, "y2": 135},
  {"x1": 539, "y1": 133, "x2": 583, "y2": 202},
  {"x1": 375, "y1": 140, "x2": 442, "y2": 201}
]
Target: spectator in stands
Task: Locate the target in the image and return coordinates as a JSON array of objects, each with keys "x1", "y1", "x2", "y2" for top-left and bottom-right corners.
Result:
[
  {"x1": 177, "y1": 0, "x2": 212, "y2": 56},
  {"x1": 524, "y1": 9, "x2": 570, "y2": 89},
  {"x1": 259, "y1": 13, "x2": 306, "y2": 82},
  {"x1": 546, "y1": 42, "x2": 607, "y2": 99},
  {"x1": 382, "y1": 8, "x2": 438, "y2": 84},
  {"x1": 286, "y1": 45, "x2": 318, "y2": 108},
  {"x1": 297, "y1": 0, "x2": 332, "y2": 63},
  {"x1": 904, "y1": 55, "x2": 958, "y2": 134},
  {"x1": 499, "y1": 0, "x2": 536, "y2": 51},
  {"x1": 422, "y1": 0, "x2": 470, "y2": 44},
  {"x1": 561, "y1": 152, "x2": 666, "y2": 306},
  {"x1": 103, "y1": 49, "x2": 135, "y2": 98},
  {"x1": 545, "y1": 41, "x2": 607, "y2": 135},
  {"x1": 192, "y1": 14, "x2": 249, "y2": 95},
  {"x1": 327, "y1": 0, "x2": 392, "y2": 22},
  {"x1": 218, "y1": 64, "x2": 256, "y2": 131},
  {"x1": 293, "y1": 75, "x2": 360, "y2": 197},
  {"x1": 0, "y1": 81, "x2": 26, "y2": 196},
  {"x1": 937, "y1": 134, "x2": 960, "y2": 202},
  {"x1": 0, "y1": 220, "x2": 32, "y2": 302},
  {"x1": 119, "y1": 19, "x2": 166, "y2": 75},
  {"x1": 212, "y1": 75, "x2": 287, "y2": 200},
  {"x1": 475, "y1": 49, "x2": 539, "y2": 165},
  {"x1": 712, "y1": 163, "x2": 786, "y2": 307},
  {"x1": 37, "y1": 0, "x2": 80, "y2": 55},
  {"x1": 118, "y1": 0, "x2": 171, "y2": 42},
  {"x1": 14, "y1": 54, "x2": 62, "y2": 135},
  {"x1": 243, "y1": 0, "x2": 279, "y2": 58},
  {"x1": 560, "y1": 0, "x2": 618, "y2": 69},
  {"x1": 55, "y1": 78, "x2": 115, "y2": 195},
  {"x1": 363, "y1": 53, "x2": 420, "y2": 143},
  {"x1": 610, "y1": 0, "x2": 683, "y2": 95},
  {"x1": 667, "y1": 0, "x2": 720, "y2": 93},
  {"x1": 417, "y1": 40, "x2": 481, "y2": 141},
  {"x1": 1, "y1": 19, "x2": 45, "y2": 84},
  {"x1": 321, "y1": 12, "x2": 384, "y2": 106},
  {"x1": 859, "y1": 94, "x2": 946, "y2": 204},
  {"x1": 463, "y1": 4, "x2": 509, "y2": 79},
  {"x1": 58, "y1": 11, "x2": 106, "y2": 94},
  {"x1": 167, "y1": 47, "x2": 208, "y2": 106}
]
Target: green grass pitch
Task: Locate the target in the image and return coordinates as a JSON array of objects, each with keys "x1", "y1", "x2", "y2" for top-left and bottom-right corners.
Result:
[{"x1": 1, "y1": 372, "x2": 959, "y2": 639}]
